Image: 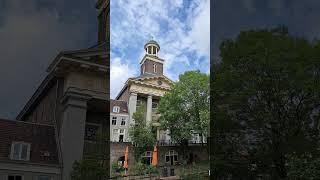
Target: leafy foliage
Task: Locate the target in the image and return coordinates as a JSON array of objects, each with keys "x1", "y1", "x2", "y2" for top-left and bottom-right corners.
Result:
[
  {"x1": 212, "y1": 26, "x2": 320, "y2": 179},
  {"x1": 129, "y1": 105, "x2": 156, "y2": 159},
  {"x1": 70, "y1": 159, "x2": 108, "y2": 180},
  {"x1": 70, "y1": 128, "x2": 109, "y2": 180},
  {"x1": 128, "y1": 162, "x2": 159, "y2": 176},
  {"x1": 158, "y1": 70, "x2": 210, "y2": 145},
  {"x1": 287, "y1": 152, "x2": 320, "y2": 179}
]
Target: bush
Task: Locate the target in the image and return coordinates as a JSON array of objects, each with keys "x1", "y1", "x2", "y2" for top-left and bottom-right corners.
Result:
[
  {"x1": 70, "y1": 159, "x2": 108, "y2": 180},
  {"x1": 111, "y1": 162, "x2": 125, "y2": 177},
  {"x1": 129, "y1": 162, "x2": 158, "y2": 176}
]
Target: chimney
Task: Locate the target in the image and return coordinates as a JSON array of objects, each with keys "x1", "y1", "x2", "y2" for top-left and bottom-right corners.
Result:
[{"x1": 96, "y1": 0, "x2": 109, "y2": 44}]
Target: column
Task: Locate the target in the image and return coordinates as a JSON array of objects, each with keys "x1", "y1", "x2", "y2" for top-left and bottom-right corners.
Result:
[
  {"x1": 146, "y1": 95, "x2": 152, "y2": 126},
  {"x1": 60, "y1": 93, "x2": 90, "y2": 180},
  {"x1": 128, "y1": 92, "x2": 137, "y2": 123}
]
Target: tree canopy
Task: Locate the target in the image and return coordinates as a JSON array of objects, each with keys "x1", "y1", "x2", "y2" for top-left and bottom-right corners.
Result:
[
  {"x1": 158, "y1": 70, "x2": 210, "y2": 145},
  {"x1": 212, "y1": 26, "x2": 320, "y2": 179}
]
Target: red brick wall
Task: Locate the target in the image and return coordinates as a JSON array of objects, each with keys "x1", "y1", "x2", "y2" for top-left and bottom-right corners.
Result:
[{"x1": 141, "y1": 59, "x2": 163, "y2": 75}]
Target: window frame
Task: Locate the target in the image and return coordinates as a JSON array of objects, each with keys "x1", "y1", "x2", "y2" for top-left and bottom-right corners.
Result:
[
  {"x1": 153, "y1": 64, "x2": 157, "y2": 73},
  {"x1": 113, "y1": 106, "x2": 120, "y2": 113},
  {"x1": 112, "y1": 116, "x2": 117, "y2": 125},
  {"x1": 7, "y1": 174, "x2": 24, "y2": 180},
  {"x1": 121, "y1": 118, "x2": 126, "y2": 126},
  {"x1": 10, "y1": 142, "x2": 31, "y2": 161}
]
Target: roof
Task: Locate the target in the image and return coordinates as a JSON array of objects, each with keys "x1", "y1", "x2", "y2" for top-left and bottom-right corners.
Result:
[
  {"x1": 144, "y1": 40, "x2": 160, "y2": 50},
  {"x1": 110, "y1": 100, "x2": 128, "y2": 114},
  {"x1": 131, "y1": 74, "x2": 174, "y2": 84},
  {"x1": 0, "y1": 119, "x2": 59, "y2": 165},
  {"x1": 115, "y1": 74, "x2": 174, "y2": 100}
]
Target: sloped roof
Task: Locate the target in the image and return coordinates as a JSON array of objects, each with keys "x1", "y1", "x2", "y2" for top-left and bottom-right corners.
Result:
[
  {"x1": 0, "y1": 119, "x2": 59, "y2": 165},
  {"x1": 131, "y1": 74, "x2": 174, "y2": 84}
]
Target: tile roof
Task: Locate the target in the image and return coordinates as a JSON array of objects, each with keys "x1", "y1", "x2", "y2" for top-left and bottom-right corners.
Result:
[
  {"x1": 110, "y1": 100, "x2": 128, "y2": 114},
  {"x1": 0, "y1": 119, "x2": 59, "y2": 165}
]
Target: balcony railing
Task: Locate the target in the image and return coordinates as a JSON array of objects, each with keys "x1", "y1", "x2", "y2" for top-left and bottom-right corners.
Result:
[{"x1": 156, "y1": 140, "x2": 207, "y2": 146}]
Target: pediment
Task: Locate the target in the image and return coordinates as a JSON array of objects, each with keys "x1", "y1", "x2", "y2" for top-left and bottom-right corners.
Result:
[{"x1": 129, "y1": 75, "x2": 174, "y2": 90}]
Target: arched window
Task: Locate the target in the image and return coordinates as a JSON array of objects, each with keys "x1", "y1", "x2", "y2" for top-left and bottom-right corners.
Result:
[
  {"x1": 165, "y1": 150, "x2": 178, "y2": 165},
  {"x1": 141, "y1": 151, "x2": 152, "y2": 165},
  {"x1": 113, "y1": 106, "x2": 120, "y2": 113},
  {"x1": 153, "y1": 64, "x2": 157, "y2": 73}
]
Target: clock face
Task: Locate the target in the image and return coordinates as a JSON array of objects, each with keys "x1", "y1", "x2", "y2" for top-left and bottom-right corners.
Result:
[{"x1": 157, "y1": 80, "x2": 162, "y2": 85}]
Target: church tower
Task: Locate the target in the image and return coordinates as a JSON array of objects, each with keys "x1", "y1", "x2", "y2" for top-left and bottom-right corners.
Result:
[
  {"x1": 96, "y1": 0, "x2": 109, "y2": 44},
  {"x1": 140, "y1": 40, "x2": 164, "y2": 76}
]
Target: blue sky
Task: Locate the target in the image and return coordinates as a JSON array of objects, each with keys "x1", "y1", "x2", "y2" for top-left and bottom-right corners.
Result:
[{"x1": 110, "y1": 0, "x2": 210, "y2": 98}]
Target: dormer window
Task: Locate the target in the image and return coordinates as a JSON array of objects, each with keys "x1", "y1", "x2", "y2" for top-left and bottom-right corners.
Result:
[
  {"x1": 10, "y1": 142, "x2": 31, "y2": 161},
  {"x1": 113, "y1": 106, "x2": 120, "y2": 113},
  {"x1": 153, "y1": 64, "x2": 157, "y2": 73}
]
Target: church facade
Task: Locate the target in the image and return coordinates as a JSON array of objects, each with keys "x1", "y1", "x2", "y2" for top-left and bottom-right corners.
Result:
[
  {"x1": 114, "y1": 40, "x2": 174, "y2": 143},
  {"x1": 109, "y1": 40, "x2": 208, "y2": 176}
]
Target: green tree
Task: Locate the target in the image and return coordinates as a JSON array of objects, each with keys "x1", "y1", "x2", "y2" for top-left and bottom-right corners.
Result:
[
  {"x1": 287, "y1": 152, "x2": 320, "y2": 179},
  {"x1": 212, "y1": 26, "x2": 320, "y2": 179},
  {"x1": 158, "y1": 70, "x2": 210, "y2": 145},
  {"x1": 129, "y1": 105, "x2": 156, "y2": 160}
]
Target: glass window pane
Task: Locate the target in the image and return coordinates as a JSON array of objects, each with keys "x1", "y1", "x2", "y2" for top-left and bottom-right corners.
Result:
[
  {"x1": 20, "y1": 144, "x2": 28, "y2": 160},
  {"x1": 174, "y1": 155, "x2": 178, "y2": 161},
  {"x1": 13, "y1": 143, "x2": 20, "y2": 159},
  {"x1": 165, "y1": 156, "x2": 169, "y2": 162}
]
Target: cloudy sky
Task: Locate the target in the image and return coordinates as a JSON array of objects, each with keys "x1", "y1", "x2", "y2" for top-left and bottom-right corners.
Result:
[
  {"x1": 110, "y1": 0, "x2": 210, "y2": 98},
  {"x1": 0, "y1": 0, "x2": 97, "y2": 119},
  {"x1": 213, "y1": 0, "x2": 320, "y2": 61},
  {"x1": 2, "y1": 0, "x2": 320, "y2": 119}
]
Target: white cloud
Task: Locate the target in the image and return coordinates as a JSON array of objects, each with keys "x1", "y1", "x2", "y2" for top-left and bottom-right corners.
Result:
[
  {"x1": 110, "y1": 0, "x2": 210, "y2": 97},
  {"x1": 110, "y1": 57, "x2": 137, "y2": 98}
]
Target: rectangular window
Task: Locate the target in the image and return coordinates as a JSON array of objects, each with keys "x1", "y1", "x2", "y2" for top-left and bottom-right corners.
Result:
[
  {"x1": 174, "y1": 155, "x2": 178, "y2": 161},
  {"x1": 8, "y1": 175, "x2": 23, "y2": 180},
  {"x1": 113, "y1": 129, "x2": 119, "y2": 142},
  {"x1": 121, "y1": 118, "x2": 126, "y2": 126},
  {"x1": 112, "y1": 117, "x2": 117, "y2": 125},
  {"x1": 165, "y1": 156, "x2": 169, "y2": 162},
  {"x1": 119, "y1": 129, "x2": 124, "y2": 134},
  {"x1": 10, "y1": 142, "x2": 30, "y2": 161}
]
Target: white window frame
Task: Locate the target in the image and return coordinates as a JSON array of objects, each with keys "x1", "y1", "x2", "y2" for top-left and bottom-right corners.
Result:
[
  {"x1": 119, "y1": 129, "x2": 125, "y2": 142},
  {"x1": 153, "y1": 64, "x2": 157, "y2": 73},
  {"x1": 165, "y1": 150, "x2": 178, "y2": 163},
  {"x1": 111, "y1": 116, "x2": 117, "y2": 125},
  {"x1": 121, "y1": 118, "x2": 126, "y2": 126},
  {"x1": 113, "y1": 129, "x2": 119, "y2": 142},
  {"x1": 113, "y1": 106, "x2": 120, "y2": 113},
  {"x1": 141, "y1": 151, "x2": 152, "y2": 165},
  {"x1": 10, "y1": 142, "x2": 31, "y2": 161}
]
